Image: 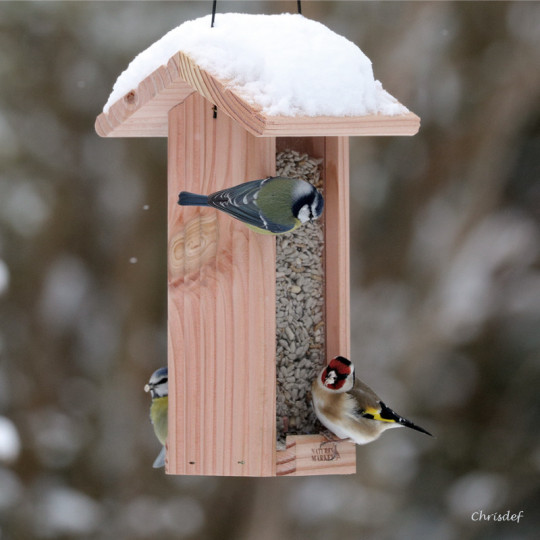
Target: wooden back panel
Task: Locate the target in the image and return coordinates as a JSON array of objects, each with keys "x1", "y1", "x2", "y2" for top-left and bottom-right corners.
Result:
[{"x1": 167, "y1": 93, "x2": 276, "y2": 475}]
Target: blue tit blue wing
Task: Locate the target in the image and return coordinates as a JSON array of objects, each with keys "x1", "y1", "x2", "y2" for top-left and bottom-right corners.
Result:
[
  {"x1": 153, "y1": 446, "x2": 166, "y2": 468},
  {"x1": 207, "y1": 178, "x2": 295, "y2": 234}
]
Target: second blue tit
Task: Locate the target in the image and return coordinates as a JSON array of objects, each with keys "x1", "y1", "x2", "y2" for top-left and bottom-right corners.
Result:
[
  {"x1": 178, "y1": 176, "x2": 324, "y2": 234},
  {"x1": 144, "y1": 367, "x2": 168, "y2": 468}
]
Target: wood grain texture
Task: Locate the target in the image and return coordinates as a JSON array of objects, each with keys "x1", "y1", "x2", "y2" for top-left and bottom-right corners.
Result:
[
  {"x1": 96, "y1": 50, "x2": 420, "y2": 138},
  {"x1": 95, "y1": 61, "x2": 195, "y2": 137},
  {"x1": 324, "y1": 137, "x2": 351, "y2": 360},
  {"x1": 276, "y1": 435, "x2": 356, "y2": 476},
  {"x1": 167, "y1": 93, "x2": 276, "y2": 476}
]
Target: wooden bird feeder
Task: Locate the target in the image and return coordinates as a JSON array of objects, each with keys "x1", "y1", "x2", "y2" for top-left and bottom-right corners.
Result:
[{"x1": 96, "y1": 16, "x2": 419, "y2": 477}]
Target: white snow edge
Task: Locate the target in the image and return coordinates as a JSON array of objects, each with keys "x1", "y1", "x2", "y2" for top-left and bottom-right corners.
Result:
[{"x1": 104, "y1": 13, "x2": 409, "y2": 118}]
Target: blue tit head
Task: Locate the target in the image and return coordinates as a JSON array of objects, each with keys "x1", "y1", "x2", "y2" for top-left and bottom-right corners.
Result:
[
  {"x1": 291, "y1": 182, "x2": 324, "y2": 224},
  {"x1": 144, "y1": 367, "x2": 168, "y2": 399}
]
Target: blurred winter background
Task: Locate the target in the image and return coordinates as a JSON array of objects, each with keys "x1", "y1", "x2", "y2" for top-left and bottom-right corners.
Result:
[{"x1": 0, "y1": 1, "x2": 539, "y2": 539}]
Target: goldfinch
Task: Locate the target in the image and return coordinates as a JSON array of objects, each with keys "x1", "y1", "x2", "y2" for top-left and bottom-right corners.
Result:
[
  {"x1": 144, "y1": 367, "x2": 168, "y2": 468},
  {"x1": 178, "y1": 176, "x2": 324, "y2": 234},
  {"x1": 312, "y1": 356, "x2": 432, "y2": 444}
]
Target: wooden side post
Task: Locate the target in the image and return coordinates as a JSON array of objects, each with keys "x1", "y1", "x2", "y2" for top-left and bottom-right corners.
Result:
[
  {"x1": 324, "y1": 137, "x2": 350, "y2": 360},
  {"x1": 167, "y1": 93, "x2": 277, "y2": 476}
]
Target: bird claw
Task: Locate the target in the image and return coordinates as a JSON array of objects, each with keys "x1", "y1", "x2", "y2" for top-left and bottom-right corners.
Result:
[{"x1": 319, "y1": 430, "x2": 350, "y2": 446}]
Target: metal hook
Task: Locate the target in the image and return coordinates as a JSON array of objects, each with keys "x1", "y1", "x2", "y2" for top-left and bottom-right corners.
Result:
[{"x1": 211, "y1": 0, "x2": 217, "y2": 28}]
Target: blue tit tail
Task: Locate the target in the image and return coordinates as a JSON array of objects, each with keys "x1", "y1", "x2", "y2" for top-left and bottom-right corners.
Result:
[
  {"x1": 153, "y1": 446, "x2": 166, "y2": 468},
  {"x1": 178, "y1": 191, "x2": 209, "y2": 206}
]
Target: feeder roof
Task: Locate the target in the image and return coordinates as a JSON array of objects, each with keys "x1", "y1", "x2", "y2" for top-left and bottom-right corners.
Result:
[{"x1": 95, "y1": 13, "x2": 419, "y2": 138}]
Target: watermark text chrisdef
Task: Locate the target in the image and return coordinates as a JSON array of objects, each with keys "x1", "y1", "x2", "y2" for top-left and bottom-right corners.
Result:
[{"x1": 471, "y1": 510, "x2": 524, "y2": 523}]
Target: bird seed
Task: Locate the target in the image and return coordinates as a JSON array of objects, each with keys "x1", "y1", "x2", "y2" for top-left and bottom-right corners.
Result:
[{"x1": 275, "y1": 149, "x2": 326, "y2": 449}]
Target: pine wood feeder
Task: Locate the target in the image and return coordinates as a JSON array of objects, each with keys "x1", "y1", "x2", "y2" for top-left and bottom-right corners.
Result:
[{"x1": 96, "y1": 18, "x2": 419, "y2": 477}]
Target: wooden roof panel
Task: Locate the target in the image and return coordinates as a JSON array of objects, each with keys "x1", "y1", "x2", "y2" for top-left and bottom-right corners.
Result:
[{"x1": 96, "y1": 51, "x2": 420, "y2": 138}]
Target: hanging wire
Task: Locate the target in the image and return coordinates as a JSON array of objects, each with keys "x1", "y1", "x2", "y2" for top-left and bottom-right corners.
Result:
[
  {"x1": 211, "y1": 0, "x2": 217, "y2": 118},
  {"x1": 210, "y1": 0, "x2": 301, "y2": 114},
  {"x1": 211, "y1": 0, "x2": 217, "y2": 28}
]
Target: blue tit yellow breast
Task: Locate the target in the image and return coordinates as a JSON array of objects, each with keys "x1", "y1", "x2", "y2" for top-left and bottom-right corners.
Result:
[
  {"x1": 246, "y1": 220, "x2": 300, "y2": 235},
  {"x1": 150, "y1": 396, "x2": 168, "y2": 445}
]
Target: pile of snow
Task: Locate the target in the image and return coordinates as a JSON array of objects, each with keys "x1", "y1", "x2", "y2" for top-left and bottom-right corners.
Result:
[
  {"x1": 104, "y1": 13, "x2": 408, "y2": 117},
  {"x1": 35, "y1": 486, "x2": 103, "y2": 536},
  {"x1": 0, "y1": 260, "x2": 9, "y2": 296},
  {"x1": 0, "y1": 416, "x2": 20, "y2": 462}
]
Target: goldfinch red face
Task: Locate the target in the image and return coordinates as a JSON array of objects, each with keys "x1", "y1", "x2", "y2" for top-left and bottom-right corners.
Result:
[{"x1": 321, "y1": 356, "x2": 354, "y2": 391}]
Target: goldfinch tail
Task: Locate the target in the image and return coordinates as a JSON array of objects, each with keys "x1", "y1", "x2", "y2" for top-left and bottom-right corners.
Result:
[
  {"x1": 398, "y1": 416, "x2": 432, "y2": 436},
  {"x1": 178, "y1": 192, "x2": 209, "y2": 206},
  {"x1": 379, "y1": 401, "x2": 432, "y2": 437}
]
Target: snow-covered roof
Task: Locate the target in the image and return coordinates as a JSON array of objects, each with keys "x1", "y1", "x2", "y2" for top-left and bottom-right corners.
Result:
[{"x1": 96, "y1": 13, "x2": 419, "y2": 138}]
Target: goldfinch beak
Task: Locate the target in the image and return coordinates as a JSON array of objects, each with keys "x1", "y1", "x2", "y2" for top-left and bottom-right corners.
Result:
[{"x1": 324, "y1": 371, "x2": 337, "y2": 387}]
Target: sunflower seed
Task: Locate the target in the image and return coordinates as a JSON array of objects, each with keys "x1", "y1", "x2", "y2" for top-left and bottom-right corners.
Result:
[{"x1": 275, "y1": 149, "x2": 326, "y2": 447}]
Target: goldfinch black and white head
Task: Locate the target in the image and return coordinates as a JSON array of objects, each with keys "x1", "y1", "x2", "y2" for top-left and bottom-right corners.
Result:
[{"x1": 312, "y1": 356, "x2": 432, "y2": 445}]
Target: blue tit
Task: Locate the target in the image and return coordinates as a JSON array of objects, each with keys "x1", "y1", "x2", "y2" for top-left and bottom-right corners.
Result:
[
  {"x1": 178, "y1": 176, "x2": 324, "y2": 234},
  {"x1": 144, "y1": 367, "x2": 168, "y2": 468},
  {"x1": 312, "y1": 356, "x2": 432, "y2": 445}
]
